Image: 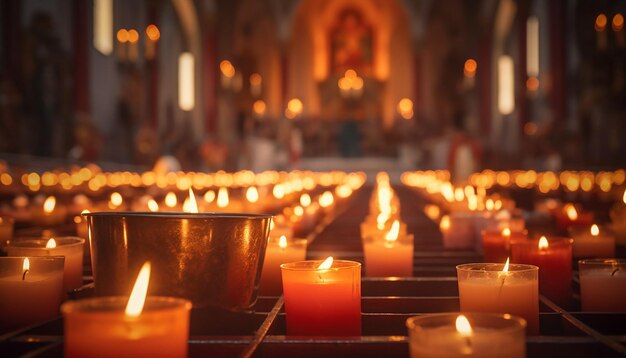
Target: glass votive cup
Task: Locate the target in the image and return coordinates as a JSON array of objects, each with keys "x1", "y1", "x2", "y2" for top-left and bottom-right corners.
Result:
[
  {"x1": 456, "y1": 263, "x2": 539, "y2": 335},
  {"x1": 281, "y1": 259, "x2": 361, "y2": 336},
  {"x1": 0, "y1": 256, "x2": 65, "y2": 332},
  {"x1": 362, "y1": 233, "x2": 414, "y2": 277},
  {"x1": 258, "y1": 236, "x2": 307, "y2": 296},
  {"x1": 406, "y1": 313, "x2": 527, "y2": 358},
  {"x1": 578, "y1": 259, "x2": 626, "y2": 312},
  {"x1": 481, "y1": 228, "x2": 528, "y2": 263},
  {"x1": 6, "y1": 237, "x2": 85, "y2": 291},
  {"x1": 568, "y1": 225, "x2": 616, "y2": 259},
  {"x1": 61, "y1": 296, "x2": 192, "y2": 358}
]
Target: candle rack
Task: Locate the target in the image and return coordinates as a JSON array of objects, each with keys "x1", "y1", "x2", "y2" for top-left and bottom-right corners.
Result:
[{"x1": 1, "y1": 185, "x2": 625, "y2": 357}]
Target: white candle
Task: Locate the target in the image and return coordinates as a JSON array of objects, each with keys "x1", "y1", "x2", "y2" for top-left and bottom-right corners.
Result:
[
  {"x1": 579, "y1": 259, "x2": 626, "y2": 312},
  {"x1": 7, "y1": 237, "x2": 85, "y2": 291},
  {"x1": 0, "y1": 257, "x2": 65, "y2": 331},
  {"x1": 569, "y1": 225, "x2": 615, "y2": 258}
]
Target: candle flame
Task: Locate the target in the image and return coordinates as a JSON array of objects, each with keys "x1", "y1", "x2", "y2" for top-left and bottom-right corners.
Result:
[
  {"x1": 164, "y1": 192, "x2": 177, "y2": 208},
  {"x1": 294, "y1": 205, "x2": 304, "y2": 216},
  {"x1": 125, "y1": 261, "x2": 151, "y2": 317},
  {"x1": 503, "y1": 257, "x2": 510, "y2": 272},
  {"x1": 318, "y1": 256, "x2": 333, "y2": 270},
  {"x1": 502, "y1": 228, "x2": 511, "y2": 237},
  {"x1": 300, "y1": 193, "x2": 312, "y2": 207},
  {"x1": 183, "y1": 188, "x2": 199, "y2": 213},
  {"x1": 319, "y1": 191, "x2": 334, "y2": 208},
  {"x1": 278, "y1": 235, "x2": 288, "y2": 249},
  {"x1": 590, "y1": 224, "x2": 599, "y2": 237},
  {"x1": 455, "y1": 315, "x2": 473, "y2": 337},
  {"x1": 46, "y1": 238, "x2": 57, "y2": 249},
  {"x1": 467, "y1": 196, "x2": 478, "y2": 211},
  {"x1": 424, "y1": 205, "x2": 440, "y2": 221},
  {"x1": 486, "y1": 199, "x2": 494, "y2": 211},
  {"x1": 454, "y1": 187, "x2": 465, "y2": 202},
  {"x1": 23, "y1": 257, "x2": 30, "y2": 272},
  {"x1": 623, "y1": 189, "x2": 626, "y2": 204},
  {"x1": 110, "y1": 192, "x2": 123, "y2": 207},
  {"x1": 538, "y1": 236, "x2": 549, "y2": 250},
  {"x1": 217, "y1": 187, "x2": 229, "y2": 208},
  {"x1": 440, "y1": 215, "x2": 450, "y2": 230},
  {"x1": 147, "y1": 199, "x2": 159, "y2": 212},
  {"x1": 377, "y1": 212, "x2": 389, "y2": 231},
  {"x1": 43, "y1": 196, "x2": 56, "y2": 213},
  {"x1": 246, "y1": 186, "x2": 259, "y2": 203},
  {"x1": 273, "y1": 184, "x2": 285, "y2": 199},
  {"x1": 385, "y1": 220, "x2": 400, "y2": 242},
  {"x1": 565, "y1": 204, "x2": 578, "y2": 221},
  {"x1": 204, "y1": 190, "x2": 215, "y2": 203}
]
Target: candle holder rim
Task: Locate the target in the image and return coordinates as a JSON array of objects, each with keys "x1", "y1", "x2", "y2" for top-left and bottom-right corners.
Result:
[
  {"x1": 267, "y1": 236, "x2": 308, "y2": 245},
  {"x1": 481, "y1": 228, "x2": 528, "y2": 235},
  {"x1": 280, "y1": 259, "x2": 361, "y2": 271},
  {"x1": 0, "y1": 255, "x2": 66, "y2": 263},
  {"x1": 6, "y1": 236, "x2": 85, "y2": 248},
  {"x1": 513, "y1": 236, "x2": 573, "y2": 246},
  {"x1": 61, "y1": 296, "x2": 192, "y2": 315},
  {"x1": 578, "y1": 258, "x2": 626, "y2": 266},
  {"x1": 567, "y1": 225, "x2": 614, "y2": 236},
  {"x1": 456, "y1": 262, "x2": 539, "y2": 273},
  {"x1": 406, "y1": 312, "x2": 527, "y2": 332},
  {"x1": 82, "y1": 211, "x2": 273, "y2": 220}
]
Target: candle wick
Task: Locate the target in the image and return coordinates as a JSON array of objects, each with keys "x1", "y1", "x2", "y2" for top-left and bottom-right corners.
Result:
[
  {"x1": 22, "y1": 270, "x2": 29, "y2": 281},
  {"x1": 611, "y1": 268, "x2": 619, "y2": 276},
  {"x1": 461, "y1": 336, "x2": 473, "y2": 355}
]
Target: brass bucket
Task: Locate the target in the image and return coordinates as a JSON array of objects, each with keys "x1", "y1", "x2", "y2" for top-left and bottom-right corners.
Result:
[{"x1": 83, "y1": 212, "x2": 272, "y2": 311}]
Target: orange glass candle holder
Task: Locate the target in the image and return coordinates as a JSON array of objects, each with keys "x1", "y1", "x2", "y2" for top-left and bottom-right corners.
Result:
[
  {"x1": 258, "y1": 236, "x2": 307, "y2": 296},
  {"x1": 281, "y1": 259, "x2": 361, "y2": 336},
  {"x1": 62, "y1": 296, "x2": 192, "y2": 358},
  {"x1": 362, "y1": 233, "x2": 414, "y2": 277},
  {"x1": 457, "y1": 263, "x2": 539, "y2": 335}
]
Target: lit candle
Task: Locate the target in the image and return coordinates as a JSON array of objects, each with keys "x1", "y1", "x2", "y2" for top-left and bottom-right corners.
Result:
[
  {"x1": 554, "y1": 203, "x2": 593, "y2": 231},
  {"x1": 7, "y1": 237, "x2": 85, "y2": 291},
  {"x1": 245, "y1": 186, "x2": 262, "y2": 213},
  {"x1": 406, "y1": 313, "x2": 526, "y2": 358},
  {"x1": 362, "y1": 220, "x2": 414, "y2": 277},
  {"x1": 568, "y1": 224, "x2": 616, "y2": 258},
  {"x1": 457, "y1": 260, "x2": 539, "y2": 335},
  {"x1": 281, "y1": 257, "x2": 361, "y2": 336},
  {"x1": 62, "y1": 262, "x2": 192, "y2": 357},
  {"x1": 609, "y1": 190, "x2": 626, "y2": 244},
  {"x1": 269, "y1": 216, "x2": 294, "y2": 241},
  {"x1": 511, "y1": 236, "x2": 573, "y2": 306},
  {"x1": 0, "y1": 216, "x2": 14, "y2": 252},
  {"x1": 259, "y1": 235, "x2": 307, "y2": 295},
  {"x1": 578, "y1": 259, "x2": 626, "y2": 312},
  {"x1": 440, "y1": 213, "x2": 475, "y2": 249},
  {"x1": 163, "y1": 191, "x2": 180, "y2": 212},
  {"x1": 31, "y1": 196, "x2": 67, "y2": 226},
  {"x1": 481, "y1": 228, "x2": 527, "y2": 263},
  {"x1": 0, "y1": 256, "x2": 65, "y2": 331},
  {"x1": 74, "y1": 210, "x2": 90, "y2": 240}
]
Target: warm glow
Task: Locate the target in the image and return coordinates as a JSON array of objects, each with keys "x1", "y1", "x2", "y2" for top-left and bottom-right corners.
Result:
[
  {"x1": 526, "y1": 76, "x2": 540, "y2": 92},
  {"x1": 204, "y1": 190, "x2": 215, "y2": 203},
  {"x1": 526, "y1": 16, "x2": 539, "y2": 77},
  {"x1": 455, "y1": 315, "x2": 473, "y2": 337},
  {"x1": 278, "y1": 235, "x2": 288, "y2": 249},
  {"x1": 286, "y1": 98, "x2": 303, "y2": 119},
  {"x1": 294, "y1": 206, "x2": 304, "y2": 216},
  {"x1": 300, "y1": 193, "x2": 312, "y2": 207},
  {"x1": 424, "y1": 205, "x2": 440, "y2": 221},
  {"x1": 110, "y1": 192, "x2": 123, "y2": 207},
  {"x1": 498, "y1": 55, "x2": 515, "y2": 115},
  {"x1": 590, "y1": 224, "x2": 599, "y2": 237},
  {"x1": 318, "y1": 256, "x2": 333, "y2": 270},
  {"x1": 377, "y1": 212, "x2": 390, "y2": 231},
  {"x1": 613, "y1": 14, "x2": 624, "y2": 32},
  {"x1": 183, "y1": 188, "x2": 199, "y2": 213},
  {"x1": 125, "y1": 261, "x2": 151, "y2": 317},
  {"x1": 397, "y1": 98, "x2": 414, "y2": 120},
  {"x1": 596, "y1": 14, "x2": 608, "y2": 32},
  {"x1": 220, "y1": 60, "x2": 235, "y2": 78},
  {"x1": 252, "y1": 100, "x2": 266, "y2": 117},
  {"x1": 94, "y1": 0, "x2": 113, "y2": 55},
  {"x1": 502, "y1": 228, "x2": 511, "y2": 237},
  {"x1": 440, "y1": 215, "x2": 450, "y2": 230},
  {"x1": 565, "y1": 204, "x2": 578, "y2": 221},
  {"x1": 273, "y1": 184, "x2": 285, "y2": 199},
  {"x1": 385, "y1": 220, "x2": 400, "y2": 243},
  {"x1": 127, "y1": 29, "x2": 139, "y2": 44},
  {"x1": 147, "y1": 199, "x2": 159, "y2": 212},
  {"x1": 319, "y1": 191, "x2": 334, "y2": 208},
  {"x1": 145, "y1": 24, "x2": 160, "y2": 41},
  {"x1": 46, "y1": 238, "x2": 57, "y2": 249},
  {"x1": 165, "y1": 192, "x2": 177, "y2": 207},
  {"x1": 622, "y1": 189, "x2": 626, "y2": 204},
  {"x1": 178, "y1": 52, "x2": 195, "y2": 111},
  {"x1": 464, "y1": 59, "x2": 477, "y2": 77},
  {"x1": 503, "y1": 257, "x2": 510, "y2": 273},
  {"x1": 23, "y1": 258, "x2": 30, "y2": 272},
  {"x1": 217, "y1": 187, "x2": 229, "y2": 208},
  {"x1": 116, "y1": 29, "x2": 129, "y2": 43},
  {"x1": 43, "y1": 196, "x2": 56, "y2": 213},
  {"x1": 538, "y1": 236, "x2": 549, "y2": 250},
  {"x1": 454, "y1": 187, "x2": 465, "y2": 201},
  {"x1": 250, "y1": 73, "x2": 262, "y2": 86},
  {"x1": 246, "y1": 186, "x2": 259, "y2": 203}
]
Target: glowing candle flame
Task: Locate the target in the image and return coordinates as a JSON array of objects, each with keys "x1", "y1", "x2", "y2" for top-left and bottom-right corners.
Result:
[
  {"x1": 538, "y1": 236, "x2": 549, "y2": 250},
  {"x1": 300, "y1": 193, "x2": 312, "y2": 207},
  {"x1": 440, "y1": 215, "x2": 450, "y2": 230},
  {"x1": 204, "y1": 190, "x2": 215, "y2": 203},
  {"x1": 502, "y1": 228, "x2": 511, "y2": 237},
  {"x1": 565, "y1": 204, "x2": 578, "y2": 221},
  {"x1": 23, "y1": 257, "x2": 30, "y2": 272},
  {"x1": 590, "y1": 224, "x2": 599, "y2": 237},
  {"x1": 81, "y1": 209, "x2": 90, "y2": 215},
  {"x1": 503, "y1": 257, "x2": 510, "y2": 272},
  {"x1": 46, "y1": 238, "x2": 57, "y2": 249},
  {"x1": 623, "y1": 189, "x2": 626, "y2": 204},
  {"x1": 43, "y1": 196, "x2": 56, "y2": 213},
  {"x1": 273, "y1": 184, "x2": 285, "y2": 199},
  {"x1": 110, "y1": 192, "x2": 123, "y2": 207},
  {"x1": 125, "y1": 261, "x2": 151, "y2": 317},
  {"x1": 182, "y1": 188, "x2": 199, "y2": 213},
  {"x1": 164, "y1": 192, "x2": 177, "y2": 208},
  {"x1": 217, "y1": 187, "x2": 229, "y2": 208},
  {"x1": 385, "y1": 220, "x2": 400, "y2": 242},
  {"x1": 318, "y1": 256, "x2": 333, "y2": 270},
  {"x1": 454, "y1": 188, "x2": 465, "y2": 202},
  {"x1": 294, "y1": 206, "x2": 304, "y2": 216},
  {"x1": 377, "y1": 212, "x2": 389, "y2": 231},
  {"x1": 319, "y1": 191, "x2": 334, "y2": 208},
  {"x1": 147, "y1": 199, "x2": 159, "y2": 212},
  {"x1": 456, "y1": 315, "x2": 473, "y2": 337},
  {"x1": 486, "y1": 199, "x2": 494, "y2": 211},
  {"x1": 246, "y1": 186, "x2": 259, "y2": 203},
  {"x1": 424, "y1": 205, "x2": 440, "y2": 221},
  {"x1": 278, "y1": 235, "x2": 287, "y2": 249}
]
